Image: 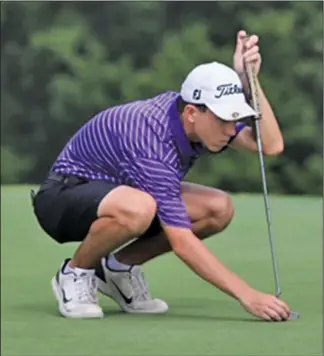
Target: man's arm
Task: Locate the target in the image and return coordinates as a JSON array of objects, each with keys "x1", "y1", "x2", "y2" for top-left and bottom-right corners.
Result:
[
  {"x1": 163, "y1": 225, "x2": 292, "y2": 321},
  {"x1": 229, "y1": 78, "x2": 284, "y2": 155},
  {"x1": 123, "y1": 157, "x2": 253, "y2": 300},
  {"x1": 231, "y1": 31, "x2": 284, "y2": 156},
  {"x1": 163, "y1": 225, "x2": 253, "y2": 300},
  {"x1": 121, "y1": 156, "x2": 291, "y2": 320}
]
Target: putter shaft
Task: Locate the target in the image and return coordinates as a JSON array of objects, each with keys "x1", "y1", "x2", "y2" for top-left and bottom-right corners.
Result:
[
  {"x1": 244, "y1": 42, "x2": 300, "y2": 320},
  {"x1": 245, "y1": 63, "x2": 282, "y2": 297},
  {"x1": 254, "y1": 119, "x2": 282, "y2": 297}
]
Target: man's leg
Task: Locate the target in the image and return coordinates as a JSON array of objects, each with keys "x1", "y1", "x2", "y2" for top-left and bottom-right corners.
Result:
[
  {"x1": 114, "y1": 182, "x2": 235, "y2": 265},
  {"x1": 33, "y1": 178, "x2": 160, "y2": 318},
  {"x1": 69, "y1": 185, "x2": 157, "y2": 269},
  {"x1": 95, "y1": 183, "x2": 235, "y2": 310}
]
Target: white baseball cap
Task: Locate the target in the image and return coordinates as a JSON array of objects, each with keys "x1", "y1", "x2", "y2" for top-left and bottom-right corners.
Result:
[{"x1": 180, "y1": 61, "x2": 257, "y2": 121}]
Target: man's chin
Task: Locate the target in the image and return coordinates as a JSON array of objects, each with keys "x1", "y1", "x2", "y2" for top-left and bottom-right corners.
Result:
[{"x1": 207, "y1": 144, "x2": 227, "y2": 153}]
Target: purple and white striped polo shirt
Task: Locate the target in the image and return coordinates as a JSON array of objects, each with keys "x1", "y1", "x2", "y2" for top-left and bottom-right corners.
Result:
[{"x1": 51, "y1": 91, "x2": 245, "y2": 229}]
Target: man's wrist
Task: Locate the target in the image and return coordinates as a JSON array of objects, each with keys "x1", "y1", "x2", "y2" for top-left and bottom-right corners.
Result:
[
  {"x1": 234, "y1": 285, "x2": 255, "y2": 303},
  {"x1": 237, "y1": 71, "x2": 252, "y2": 102},
  {"x1": 234, "y1": 66, "x2": 263, "y2": 104}
]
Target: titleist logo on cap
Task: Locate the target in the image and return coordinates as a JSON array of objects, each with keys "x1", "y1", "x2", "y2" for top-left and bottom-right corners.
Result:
[{"x1": 215, "y1": 84, "x2": 243, "y2": 98}]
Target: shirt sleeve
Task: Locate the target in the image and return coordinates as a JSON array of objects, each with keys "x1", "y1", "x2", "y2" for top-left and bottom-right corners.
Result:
[
  {"x1": 119, "y1": 157, "x2": 192, "y2": 230},
  {"x1": 217, "y1": 123, "x2": 247, "y2": 153},
  {"x1": 227, "y1": 122, "x2": 247, "y2": 145}
]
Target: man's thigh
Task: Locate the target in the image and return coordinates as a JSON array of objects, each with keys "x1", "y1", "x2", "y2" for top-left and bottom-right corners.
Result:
[
  {"x1": 139, "y1": 182, "x2": 230, "y2": 239},
  {"x1": 181, "y1": 182, "x2": 230, "y2": 222},
  {"x1": 33, "y1": 177, "x2": 119, "y2": 244}
]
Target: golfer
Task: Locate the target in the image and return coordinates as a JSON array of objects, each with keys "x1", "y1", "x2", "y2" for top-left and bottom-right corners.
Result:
[{"x1": 31, "y1": 31, "x2": 292, "y2": 321}]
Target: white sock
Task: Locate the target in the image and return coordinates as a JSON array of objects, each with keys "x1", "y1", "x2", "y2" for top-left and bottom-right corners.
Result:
[
  {"x1": 63, "y1": 261, "x2": 95, "y2": 276},
  {"x1": 107, "y1": 254, "x2": 131, "y2": 272}
]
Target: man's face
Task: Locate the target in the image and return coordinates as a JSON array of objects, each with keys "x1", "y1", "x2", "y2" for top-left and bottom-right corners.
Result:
[{"x1": 185, "y1": 105, "x2": 238, "y2": 152}]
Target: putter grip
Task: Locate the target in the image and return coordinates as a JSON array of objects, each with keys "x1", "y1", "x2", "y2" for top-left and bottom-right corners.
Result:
[{"x1": 245, "y1": 62, "x2": 262, "y2": 120}]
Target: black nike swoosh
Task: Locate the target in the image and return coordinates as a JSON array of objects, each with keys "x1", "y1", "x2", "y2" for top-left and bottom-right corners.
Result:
[
  {"x1": 95, "y1": 263, "x2": 106, "y2": 283},
  {"x1": 111, "y1": 280, "x2": 133, "y2": 304},
  {"x1": 61, "y1": 288, "x2": 72, "y2": 303}
]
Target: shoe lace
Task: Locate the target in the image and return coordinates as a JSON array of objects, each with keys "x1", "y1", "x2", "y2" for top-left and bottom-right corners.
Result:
[
  {"x1": 128, "y1": 270, "x2": 152, "y2": 302},
  {"x1": 73, "y1": 273, "x2": 98, "y2": 304}
]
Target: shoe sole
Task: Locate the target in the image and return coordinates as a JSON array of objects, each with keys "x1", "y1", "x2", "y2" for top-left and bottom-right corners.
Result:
[
  {"x1": 51, "y1": 277, "x2": 104, "y2": 319},
  {"x1": 97, "y1": 279, "x2": 169, "y2": 315}
]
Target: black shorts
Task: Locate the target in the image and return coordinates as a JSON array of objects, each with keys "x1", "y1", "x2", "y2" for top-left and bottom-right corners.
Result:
[{"x1": 31, "y1": 172, "x2": 162, "y2": 244}]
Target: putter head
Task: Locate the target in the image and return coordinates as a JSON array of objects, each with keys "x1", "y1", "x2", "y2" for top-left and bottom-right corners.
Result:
[
  {"x1": 270, "y1": 311, "x2": 300, "y2": 322},
  {"x1": 275, "y1": 291, "x2": 300, "y2": 320},
  {"x1": 290, "y1": 312, "x2": 300, "y2": 320}
]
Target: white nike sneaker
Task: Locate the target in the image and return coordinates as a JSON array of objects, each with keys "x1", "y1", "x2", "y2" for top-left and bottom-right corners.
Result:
[
  {"x1": 96, "y1": 257, "x2": 169, "y2": 314},
  {"x1": 51, "y1": 260, "x2": 104, "y2": 319}
]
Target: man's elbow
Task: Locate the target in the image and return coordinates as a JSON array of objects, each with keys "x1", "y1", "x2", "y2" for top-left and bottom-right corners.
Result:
[
  {"x1": 171, "y1": 238, "x2": 189, "y2": 258},
  {"x1": 163, "y1": 225, "x2": 195, "y2": 258},
  {"x1": 263, "y1": 140, "x2": 285, "y2": 156},
  {"x1": 170, "y1": 235, "x2": 194, "y2": 259}
]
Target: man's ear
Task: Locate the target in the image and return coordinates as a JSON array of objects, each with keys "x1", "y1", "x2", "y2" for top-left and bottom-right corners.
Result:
[{"x1": 185, "y1": 104, "x2": 197, "y2": 124}]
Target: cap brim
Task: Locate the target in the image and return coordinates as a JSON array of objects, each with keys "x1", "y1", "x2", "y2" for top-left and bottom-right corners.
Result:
[{"x1": 206, "y1": 101, "x2": 258, "y2": 122}]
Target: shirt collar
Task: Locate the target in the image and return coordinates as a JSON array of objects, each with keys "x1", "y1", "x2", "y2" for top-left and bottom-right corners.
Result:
[{"x1": 168, "y1": 95, "x2": 196, "y2": 164}]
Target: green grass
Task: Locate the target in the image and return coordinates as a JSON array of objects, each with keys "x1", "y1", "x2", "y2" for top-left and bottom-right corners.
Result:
[{"x1": 1, "y1": 186, "x2": 322, "y2": 356}]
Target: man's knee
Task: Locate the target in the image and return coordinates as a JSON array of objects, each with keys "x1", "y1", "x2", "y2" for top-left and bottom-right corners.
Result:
[
  {"x1": 97, "y1": 186, "x2": 157, "y2": 236},
  {"x1": 208, "y1": 191, "x2": 235, "y2": 231}
]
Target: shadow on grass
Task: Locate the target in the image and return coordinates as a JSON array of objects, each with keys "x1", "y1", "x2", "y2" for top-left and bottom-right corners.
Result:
[
  {"x1": 10, "y1": 297, "x2": 266, "y2": 323},
  {"x1": 7, "y1": 301, "x2": 123, "y2": 319}
]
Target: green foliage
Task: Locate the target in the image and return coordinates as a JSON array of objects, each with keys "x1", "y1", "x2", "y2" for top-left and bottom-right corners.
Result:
[
  {"x1": 1, "y1": 146, "x2": 34, "y2": 183},
  {"x1": 1, "y1": 2, "x2": 322, "y2": 194}
]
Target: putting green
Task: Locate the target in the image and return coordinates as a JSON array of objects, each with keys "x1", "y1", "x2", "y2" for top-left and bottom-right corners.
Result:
[{"x1": 1, "y1": 186, "x2": 322, "y2": 356}]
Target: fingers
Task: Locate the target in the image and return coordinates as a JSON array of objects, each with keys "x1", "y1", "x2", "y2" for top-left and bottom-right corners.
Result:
[
  {"x1": 236, "y1": 30, "x2": 259, "y2": 51},
  {"x1": 236, "y1": 30, "x2": 248, "y2": 53},
  {"x1": 242, "y1": 291, "x2": 292, "y2": 322},
  {"x1": 244, "y1": 34, "x2": 259, "y2": 49},
  {"x1": 237, "y1": 30, "x2": 247, "y2": 43},
  {"x1": 243, "y1": 46, "x2": 260, "y2": 68},
  {"x1": 268, "y1": 304, "x2": 289, "y2": 321},
  {"x1": 260, "y1": 311, "x2": 272, "y2": 321},
  {"x1": 244, "y1": 49, "x2": 260, "y2": 62},
  {"x1": 265, "y1": 306, "x2": 282, "y2": 321},
  {"x1": 273, "y1": 297, "x2": 291, "y2": 315},
  {"x1": 273, "y1": 298, "x2": 291, "y2": 320},
  {"x1": 257, "y1": 306, "x2": 282, "y2": 322},
  {"x1": 266, "y1": 297, "x2": 291, "y2": 321}
]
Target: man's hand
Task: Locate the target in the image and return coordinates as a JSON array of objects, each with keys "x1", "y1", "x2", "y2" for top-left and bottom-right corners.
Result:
[
  {"x1": 162, "y1": 225, "x2": 292, "y2": 321},
  {"x1": 234, "y1": 30, "x2": 262, "y2": 91},
  {"x1": 239, "y1": 290, "x2": 291, "y2": 321},
  {"x1": 234, "y1": 30, "x2": 262, "y2": 75}
]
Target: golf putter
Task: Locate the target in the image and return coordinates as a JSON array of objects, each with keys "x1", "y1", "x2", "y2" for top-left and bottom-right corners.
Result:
[{"x1": 243, "y1": 39, "x2": 300, "y2": 321}]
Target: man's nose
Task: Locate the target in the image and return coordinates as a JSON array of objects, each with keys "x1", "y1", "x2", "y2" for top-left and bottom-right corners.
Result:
[{"x1": 226, "y1": 123, "x2": 237, "y2": 136}]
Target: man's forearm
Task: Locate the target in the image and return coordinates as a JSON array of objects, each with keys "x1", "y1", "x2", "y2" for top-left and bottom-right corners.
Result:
[
  {"x1": 240, "y1": 74, "x2": 284, "y2": 155},
  {"x1": 253, "y1": 79, "x2": 284, "y2": 154},
  {"x1": 164, "y1": 226, "x2": 254, "y2": 301}
]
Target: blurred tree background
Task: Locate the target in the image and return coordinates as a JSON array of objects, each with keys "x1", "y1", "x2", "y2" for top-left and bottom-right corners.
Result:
[{"x1": 1, "y1": 1, "x2": 323, "y2": 195}]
